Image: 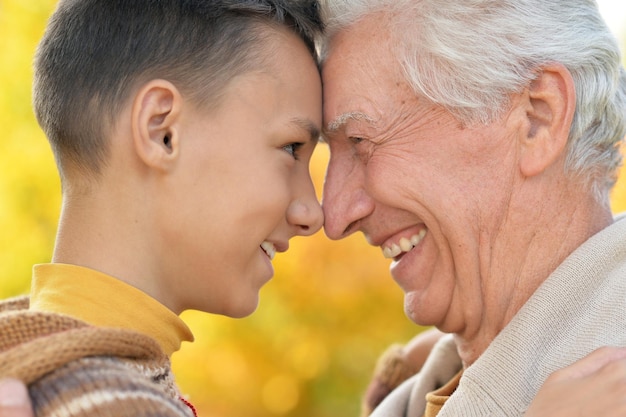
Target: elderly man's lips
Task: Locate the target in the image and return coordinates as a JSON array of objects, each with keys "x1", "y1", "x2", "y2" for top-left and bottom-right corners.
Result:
[{"x1": 389, "y1": 237, "x2": 428, "y2": 291}]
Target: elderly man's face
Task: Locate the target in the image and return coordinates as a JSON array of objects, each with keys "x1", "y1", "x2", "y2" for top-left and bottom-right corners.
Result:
[{"x1": 321, "y1": 15, "x2": 527, "y2": 333}]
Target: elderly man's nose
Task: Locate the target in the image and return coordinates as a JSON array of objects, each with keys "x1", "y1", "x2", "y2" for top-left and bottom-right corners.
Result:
[{"x1": 322, "y1": 163, "x2": 372, "y2": 240}]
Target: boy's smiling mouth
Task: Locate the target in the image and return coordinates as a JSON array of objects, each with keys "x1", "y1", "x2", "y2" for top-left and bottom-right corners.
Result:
[{"x1": 261, "y1": 241, "x2": 276, "y2": 260}]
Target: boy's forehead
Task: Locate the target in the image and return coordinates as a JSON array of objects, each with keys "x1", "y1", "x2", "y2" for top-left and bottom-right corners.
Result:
[
  {"x1": 188, "y1": 66, "x2": 320, "y2": 135},
  {"x1": 290, "y1": 117, "x2": 321, "y2": 141},
  {"x1": 178, "y1": 24, "x2": 322, "y2": 138}
]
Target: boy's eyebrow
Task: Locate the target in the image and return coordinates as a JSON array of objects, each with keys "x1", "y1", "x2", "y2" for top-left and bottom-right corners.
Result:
[{"x1": 291, "y1": 117, "x2": 321, "y2": 141}]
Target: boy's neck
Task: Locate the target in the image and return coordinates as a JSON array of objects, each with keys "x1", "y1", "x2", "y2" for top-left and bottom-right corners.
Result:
[{"x1": 53, "y1": 183, "x2": 172, "y2": 312}]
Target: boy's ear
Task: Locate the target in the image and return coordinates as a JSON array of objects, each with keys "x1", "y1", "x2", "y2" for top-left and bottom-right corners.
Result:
[
  {"x1": 518, "y1": 63, "x2": 576, "y2": 177},
  {"x1": 131, "y1": 79, "x2": 183, "y2": 171}
]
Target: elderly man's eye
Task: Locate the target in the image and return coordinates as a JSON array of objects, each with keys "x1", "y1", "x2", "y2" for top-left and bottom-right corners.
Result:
[{"x1": 349, "y1": 136, "x2": 364, "y2": 144}]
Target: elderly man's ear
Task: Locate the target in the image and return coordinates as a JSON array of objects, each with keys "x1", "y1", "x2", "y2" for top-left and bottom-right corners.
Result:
[{"x1": 518, "y1": 63, "x2": 576, "y2": 177}]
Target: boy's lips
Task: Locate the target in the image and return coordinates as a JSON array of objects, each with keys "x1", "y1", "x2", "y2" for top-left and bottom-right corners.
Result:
[
  {"x1": 260, "y1": 241, "x2": 288, "y2": 260},
  {"x1": 261, "y1": 241, "x2": 276, "y2": 260}
]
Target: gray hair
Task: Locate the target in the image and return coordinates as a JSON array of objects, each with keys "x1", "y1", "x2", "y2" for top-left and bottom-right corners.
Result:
[{"x1": 320, "y1": 0, "x2": 626, "y2": 203}]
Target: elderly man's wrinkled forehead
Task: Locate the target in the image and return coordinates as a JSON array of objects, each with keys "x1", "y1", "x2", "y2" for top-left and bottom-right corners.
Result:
[
  {"x1": 320, "y1": 11, "x2": 415, "y2": 135},
  {"x1": 320, "y1": 5, "x2": 402, "y2": 61}
]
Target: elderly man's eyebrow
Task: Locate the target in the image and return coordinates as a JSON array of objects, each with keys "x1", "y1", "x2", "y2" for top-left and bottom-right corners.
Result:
[
  {"x1": 291, "y1": 117, "x2": 321, "y2": 141},
  {"x1": 325, "y1": 111, "x2": 375, "y2": 133}
]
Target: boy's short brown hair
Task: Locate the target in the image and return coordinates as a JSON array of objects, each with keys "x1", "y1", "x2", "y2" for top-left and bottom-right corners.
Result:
[{"x1": 33, "y1": 0, "x2": 323, "y2": 180}]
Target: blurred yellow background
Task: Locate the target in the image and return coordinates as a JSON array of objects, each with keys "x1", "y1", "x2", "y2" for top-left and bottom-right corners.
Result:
[{"x1": 1, "y1": 1, "x2": 624, "y2": 417}]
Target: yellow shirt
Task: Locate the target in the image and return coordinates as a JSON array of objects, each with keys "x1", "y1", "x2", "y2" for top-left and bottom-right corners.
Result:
[
  {"x1": 423, "y1": 370, "x2": 463, "y2": 417},
  {"x1": 29, "y1": 263, "x2": 194, "y2": 357}
]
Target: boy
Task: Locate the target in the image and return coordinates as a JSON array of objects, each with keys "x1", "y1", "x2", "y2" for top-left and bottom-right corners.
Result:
[{"x1": 0, "y1": 0, "x2": 324, "y2": 415}]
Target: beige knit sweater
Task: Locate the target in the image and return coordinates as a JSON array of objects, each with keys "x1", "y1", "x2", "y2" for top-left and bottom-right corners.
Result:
[{"x1": 0, "y1": 297, "x2": 195, "y2": 417}]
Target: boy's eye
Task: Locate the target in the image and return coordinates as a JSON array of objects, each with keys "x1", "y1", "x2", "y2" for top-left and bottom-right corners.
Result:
[{"x1": 282, "y1": 142, "x2": 303, "y2": 159}]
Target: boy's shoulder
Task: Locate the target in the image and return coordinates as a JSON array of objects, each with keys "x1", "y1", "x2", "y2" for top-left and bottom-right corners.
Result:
[
  {"x1": 0, "y1": 295, "x2": 29, "y2": 313},
  {"x1": 29, "y1": 355, "x2": 194, "y2": 417},
  {"x1": 0, "y1": 298, "x2": 194, "y2": 416}
]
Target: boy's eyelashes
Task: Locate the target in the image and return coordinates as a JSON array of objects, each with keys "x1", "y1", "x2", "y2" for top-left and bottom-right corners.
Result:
[{"x1": 282, "y1": 142, "x2": 304, "y2": 160}]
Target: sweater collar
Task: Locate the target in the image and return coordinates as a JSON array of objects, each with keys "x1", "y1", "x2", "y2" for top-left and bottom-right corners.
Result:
[{"x1": 29, "y1": 263, "x2": 194, "y2": 357}]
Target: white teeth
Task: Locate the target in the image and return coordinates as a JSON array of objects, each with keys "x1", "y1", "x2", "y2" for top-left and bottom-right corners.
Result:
[
  {"x1": 381, "y1": 229, "x2": 427, "y2": 259},
  {"x1": 261, "y1": 241, "x2": 276, "y2": 260},
  {"x1": 383, "y1": 243, "x2": 402, "y2": 259},
  {"x1": 411, "y1": 229, "x2": 426, "y2": 245},
  {"x1": 399, "y1": 237, "x2": 413, "y2": 252}
]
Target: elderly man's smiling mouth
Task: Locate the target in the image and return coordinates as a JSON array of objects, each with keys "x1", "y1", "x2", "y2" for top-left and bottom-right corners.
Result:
[{"x1": 381, "y1": 228, "x2": 428, "y2": 260}]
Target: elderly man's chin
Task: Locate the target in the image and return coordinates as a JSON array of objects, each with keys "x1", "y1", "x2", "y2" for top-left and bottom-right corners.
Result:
[
  {"x1": 393, "y1": 260, "x2": 458, "y2": 328},
  {"x1": 402, "y1": 288, "x2": 450, "y2": 328}
]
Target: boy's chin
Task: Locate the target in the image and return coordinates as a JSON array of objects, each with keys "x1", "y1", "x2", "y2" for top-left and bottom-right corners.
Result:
[{"x1": 222, "y1": 296, "x2": 261, "y2": 319}]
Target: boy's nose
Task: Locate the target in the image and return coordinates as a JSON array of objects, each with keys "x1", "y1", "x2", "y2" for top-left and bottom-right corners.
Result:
[{"x1": 287, "y1": 183, "x2": 323, "y2": 236}]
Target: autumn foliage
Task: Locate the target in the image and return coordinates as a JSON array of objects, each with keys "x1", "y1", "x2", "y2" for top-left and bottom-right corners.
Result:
[{"x1": 1, "y1": 2, "x2": 625, "y2": 417}]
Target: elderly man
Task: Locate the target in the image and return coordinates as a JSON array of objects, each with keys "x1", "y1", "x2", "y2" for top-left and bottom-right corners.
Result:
[{"x1": 320, "y1": 0, "x2": 626, "y2": 416}]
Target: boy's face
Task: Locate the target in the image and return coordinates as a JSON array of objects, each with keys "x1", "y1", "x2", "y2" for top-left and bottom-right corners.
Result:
[{"x1": 161, "y1": 30, "x2": 323, "y2": 317}]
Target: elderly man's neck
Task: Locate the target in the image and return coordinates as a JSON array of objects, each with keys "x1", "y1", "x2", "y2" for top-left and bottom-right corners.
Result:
[{"x1": 452, "y1": 179, "x2": 614, "y2": 367}]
